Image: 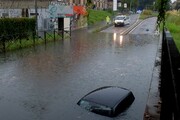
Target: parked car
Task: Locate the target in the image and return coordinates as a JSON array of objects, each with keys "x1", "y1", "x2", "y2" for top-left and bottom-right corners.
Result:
[
  {"x1": 114, "y1": 15, "x2": 130, "y2": 27},
  {"x1": 136, "y1": 10, "x2": 142, "y2": 14},
  {"x1": 77, "y1": 86, "x2": 135, "y2": 117}
]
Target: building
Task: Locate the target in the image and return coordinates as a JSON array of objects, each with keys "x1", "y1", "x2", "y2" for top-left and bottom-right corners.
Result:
[
  {"x1": 0, "y1": 0, "x2": 112, "y2": 30},
  {"x1": 0, "y1": 0, "x2": 88, "y2": 8},
  {"x1": 0, "y1": 0, "x2": 50, "y2": 9},
  {"x1": 0, "y1": 0, "x2": 110, "y2": 9},
  {"x1": 68, "y1": 0, "x2": 87, "y2": 5},
  {"x1": 92, "y1": 0, "x2": 110, "y2": 10}
]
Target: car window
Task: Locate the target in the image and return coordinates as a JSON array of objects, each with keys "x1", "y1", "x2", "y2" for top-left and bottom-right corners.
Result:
[
  {"x1": 78, "y1": 99, "x2": 112, "y2": 116},
  {"x1": 115, "y1": 16, "x2": 125, "y2": 20}
]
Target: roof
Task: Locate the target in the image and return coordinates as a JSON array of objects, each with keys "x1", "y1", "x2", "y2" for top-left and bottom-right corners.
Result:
[{"x1": 0, "y1": 0, "x2": 53, "y2": 8}]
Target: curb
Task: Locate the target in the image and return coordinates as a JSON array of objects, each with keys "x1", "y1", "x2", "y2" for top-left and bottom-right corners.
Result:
[
  {"x1": 91, "y1": 23, "x2": 113, "y2": 33},
  {"x1": 144, "y1": 32, "x2": 162, "y2": 120}
]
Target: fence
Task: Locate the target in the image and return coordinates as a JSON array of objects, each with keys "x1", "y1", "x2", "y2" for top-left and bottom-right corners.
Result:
[
  {"x1": 0, "y1": 28, "x2": 71, "y2": 53},
  {"x1": 160, "y1": 29, "x2": 180, "y2": 120}
]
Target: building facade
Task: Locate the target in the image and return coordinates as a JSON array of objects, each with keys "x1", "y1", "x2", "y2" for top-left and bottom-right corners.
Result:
[
  {"x1": 0, "y1": 0, "x2": 110, "y2": 9},
  {"x1": 0, "y1": 0, "x2": 88, "y2": 8},
  {"x1": 92, "y1": 0, "x2": 109, "y2": 10},
  {"x1": 0, "y1": 0, "x2": 112, "y2": 30}
]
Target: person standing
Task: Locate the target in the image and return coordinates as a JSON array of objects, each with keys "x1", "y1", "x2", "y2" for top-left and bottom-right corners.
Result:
[{"x1": 106, "y1": 16, "x2": 110, "y2": 24}]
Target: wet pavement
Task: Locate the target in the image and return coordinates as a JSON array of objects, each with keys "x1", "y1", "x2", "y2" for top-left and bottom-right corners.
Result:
[
  {"x1": 0, "y1": 17, "x2": 159, "y2": 120},
  {"x1": 101, "y1": 14, "x2": 140, "y2": 34}
]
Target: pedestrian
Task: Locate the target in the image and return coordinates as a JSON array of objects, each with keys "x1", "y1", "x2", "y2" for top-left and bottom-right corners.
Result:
[{"x1": 106, "y1": 16, "x2": 110, "y2": 24}]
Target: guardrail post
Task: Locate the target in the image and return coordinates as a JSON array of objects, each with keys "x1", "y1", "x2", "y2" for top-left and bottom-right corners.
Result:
[
  {"x1": 33, "y1": 32, "x2": 35, "y2": 46},
  {"x1": 44, "y1": 31, "x2": 47, "y2": 44},
  {"x1": 19, "y1": 34, "x2": 22, "y2": 49},
  {"x1": 54, "y1": 29, "x2": 56, "y2": 41},
  {"x1": 62, "y1": 29, "x2": 64, "y2": 40},
  {"x1": 2, "y1": 36, "x2": 6, "y2": 53}
]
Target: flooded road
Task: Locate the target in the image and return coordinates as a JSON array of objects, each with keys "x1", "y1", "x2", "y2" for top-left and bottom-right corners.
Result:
[
  {"x1": 102, "y1": 14, "x2": 139, "y2": 33},
  {"x1": 0, "y1": 17, "x2": 159, "y2": 120}
]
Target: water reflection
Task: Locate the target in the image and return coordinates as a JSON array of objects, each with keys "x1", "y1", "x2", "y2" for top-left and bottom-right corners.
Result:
[
  {"x1": 113, "y1": 33, "x2": 117, "y2": 41},
  {"x1": 119, "y1": 35, "x2": 123, "y2": 46},
  {"x1": 113, "y1": 33, "x2": 124, "y2": 47}
]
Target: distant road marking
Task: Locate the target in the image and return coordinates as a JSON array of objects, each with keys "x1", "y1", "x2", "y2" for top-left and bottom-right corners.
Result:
[{"x1": 120, "y1": 19, "x2": 144, "y2": 35}]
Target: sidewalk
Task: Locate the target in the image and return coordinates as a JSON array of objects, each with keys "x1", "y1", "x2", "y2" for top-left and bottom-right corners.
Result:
[{"x1": 144, "y1": 33, "x2": 161, "y2": 120}]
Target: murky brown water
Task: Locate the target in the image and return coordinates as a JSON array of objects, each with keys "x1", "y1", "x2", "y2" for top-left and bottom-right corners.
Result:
[{"x1": 0, "y1": 17, "x2": 160, "y2": 120}]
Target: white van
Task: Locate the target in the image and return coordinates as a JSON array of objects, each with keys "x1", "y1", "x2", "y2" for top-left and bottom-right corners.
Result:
[{"x1": 114, "y1": 15, "x2": 130, "y2": 27}]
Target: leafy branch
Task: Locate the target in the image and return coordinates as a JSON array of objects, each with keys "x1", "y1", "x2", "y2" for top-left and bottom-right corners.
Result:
[{"x1": 157, "y1": 0, "x2": 170, "y2": 27}]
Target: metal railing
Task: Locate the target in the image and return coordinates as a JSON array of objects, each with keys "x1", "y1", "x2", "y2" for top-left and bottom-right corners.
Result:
[
  {"x1": 0, "y1": 28, "x2": 71, "y2": 53},
  {"x1": 160, "y1": 29, "x2": 180, "y2": 120}
]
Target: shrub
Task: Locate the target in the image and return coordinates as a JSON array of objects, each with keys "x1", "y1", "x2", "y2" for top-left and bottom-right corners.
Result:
[
  {"x1": 0, "y1": 18, "x2": 35, "y2": 41},
  {"x1": 142, "y1": 10, "x2": 153, "y2": 15}
]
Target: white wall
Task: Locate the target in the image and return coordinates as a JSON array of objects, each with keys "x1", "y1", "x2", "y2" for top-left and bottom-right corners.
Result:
[
  {"x1": 0, "y1": 9, "x2": 22, "y2": 18},
  {"x1": 0, "y1": 8, "x2": 72, "y2": 31},
  {"x1": 64, "y1": 18, "x2": 70, "y2": 31}
]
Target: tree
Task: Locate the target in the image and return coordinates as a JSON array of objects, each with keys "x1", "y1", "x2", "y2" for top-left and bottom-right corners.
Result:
[
  {"x1": 157, "y1": 0, "x2": 171, "y2": 27},
  {"x1": 132, "y1": 0, "x2": 139, "y2": 11},
  {"x1": 154, "y1": 0, "x2": 160, "y2": 11},
  {"x1": 86, "y1": 0, "x2": 93, "y2": 9},
  {"x1": 87, "y1": 0, "x2": 92, "y2": 4},
  {"x1": 175, "y1": 1, "x2": 180, "y2": 11}
]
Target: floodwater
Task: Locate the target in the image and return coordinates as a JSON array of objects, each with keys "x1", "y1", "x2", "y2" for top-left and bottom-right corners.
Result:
[{"x1": 0, "y1": 17, "x2": 159, "y2": 120}]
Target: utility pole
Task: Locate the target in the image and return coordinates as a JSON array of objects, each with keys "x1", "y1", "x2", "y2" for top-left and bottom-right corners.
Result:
[
  {"x1": 35, "y1": 0, "x2": 38, "y2": 34},
  {"x1": 130, "y1": 0, "x2": 132, "y2": 11},
  {"x1": 113, "y1": 0, "x2": 117, "y2": 11}
]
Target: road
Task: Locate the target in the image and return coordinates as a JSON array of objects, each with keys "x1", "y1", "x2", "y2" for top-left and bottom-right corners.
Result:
[
  {"x1": 101, "y1": 14, "x2": 140, "y2": 34},
  {"x1": 0, "y1": 16, "x2": 159, "y2": 120}
]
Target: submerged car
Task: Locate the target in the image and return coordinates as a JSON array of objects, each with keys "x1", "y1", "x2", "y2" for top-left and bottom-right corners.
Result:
[
  {"x1": 114, "y1": 15, "x2": 130, "y2": 27},
  {"x1": 77, "y1": 86, "x2": 135, "y2": 117}
]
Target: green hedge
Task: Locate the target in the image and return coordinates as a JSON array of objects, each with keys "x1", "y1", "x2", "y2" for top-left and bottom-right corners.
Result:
[
  {"x1": 142, "y1": 10, "x2": 153, "y2": 15},
  {"x1": 139, "y1": 10, "x2": 158, "y2": 20},
  {"x1": 0, "y1": 18, "x2": 35, "y2": 41}
]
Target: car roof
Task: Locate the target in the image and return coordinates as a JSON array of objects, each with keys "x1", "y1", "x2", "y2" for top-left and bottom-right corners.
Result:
[{"x1": 78, "y1": 86, "x2": 132, "y2": 108}]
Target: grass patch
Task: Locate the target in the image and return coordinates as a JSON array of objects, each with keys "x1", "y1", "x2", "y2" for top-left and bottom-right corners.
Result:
[
  {"x1": 165, "y1": 11, "x2": 180, "y2": 51},
  {"x1": 139, "y1": 10, "x2": 158, "y2": 20},
  {"x1": 4, "y1": 32, "x2": 63, "y2": 52},
  {"x1": 171, "y1": 32, "x2": 180, "y2": 51},
  {"x1": 87, "y1": 9, "x2": 113, "y2": 25}
]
